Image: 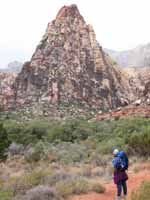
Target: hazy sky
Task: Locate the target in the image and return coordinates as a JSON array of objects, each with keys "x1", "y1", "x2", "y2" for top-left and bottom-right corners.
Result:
[{"x1": 0, "y1": 0, "x2": 150, "y2": 66}]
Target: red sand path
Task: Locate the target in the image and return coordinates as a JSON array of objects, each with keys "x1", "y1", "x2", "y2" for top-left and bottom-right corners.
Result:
[{"x1": 69, "y1": 167, "x2": 150, "y2": 200}]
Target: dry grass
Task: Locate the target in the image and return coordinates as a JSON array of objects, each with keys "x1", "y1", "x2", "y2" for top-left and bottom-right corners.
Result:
[{"x1": 1, "y1": 155, "x2": 149, "y2": 200}]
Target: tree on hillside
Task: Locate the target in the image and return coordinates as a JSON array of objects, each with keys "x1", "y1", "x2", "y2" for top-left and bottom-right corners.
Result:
[{"x1": 0, "y1": 123, "x2": 9, "y2": 160}]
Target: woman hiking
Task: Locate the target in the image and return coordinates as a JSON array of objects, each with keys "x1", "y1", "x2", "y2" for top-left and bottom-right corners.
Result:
[{"x1": 112, "y1": 149, "x2": 128, "y2": 200}]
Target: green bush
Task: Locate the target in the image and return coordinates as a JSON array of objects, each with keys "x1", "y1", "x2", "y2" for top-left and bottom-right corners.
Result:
[
  {"x1": 127, "y1": 130, "x2": 150, "y2": 156},
  {"x1": 9, "y1": 169, "x2": 52, "y2": 195},
  {"x1": 55, "y1": 176, "x2": 89, "y2": 197},
  {"x1": 25, "y1": 141, "x2": 48, "y2": 162},
  {"x1": 24, "y1": 186, "x2": 61, "y2": 200},
  {"x1": 4, "y1": 120, "x2": 49, "y2": 145},
  {"x1": 90, "y1": 183, "x2": 105, "y2": 193},
  {"x1": 50, "y1": 142, "x2": 89, "y2": 164},
  {"x1": 2, "y1": 117, "x2": 150, "y2": 157},
  {"x1": 43, "y1": 171, "x2": 73, "y2": 186},
  {"x1": 0, "y1": 123, "x2": 10, "y2": 160},
  {"x1": 97, "y1": 137, "x2": 125, "y2": 154},
  {"x1": 47, "y1": 120, "x2": 80, "y2": 143},
  {"x1": 0, "y1": 189, "x2": 13, "y2": 200}
]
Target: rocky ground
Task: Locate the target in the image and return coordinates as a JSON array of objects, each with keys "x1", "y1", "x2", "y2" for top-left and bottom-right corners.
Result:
[{"x1": 94, "y1": 105, "x2": 150, "y2": 121}]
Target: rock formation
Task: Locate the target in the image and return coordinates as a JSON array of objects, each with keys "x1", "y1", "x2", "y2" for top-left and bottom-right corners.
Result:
[
  {"x1": 1, "y1": 5, "x2": 150, "y2": 119},
  {"x1": 0, "y1": 72, "x2": 17, "y2": 111},
  {"x1": 124, "y1": 67, "x2": 150, "y2": 104},
  {"x1": 13, "y1": 4, "x2": 134, "y2": 113}
]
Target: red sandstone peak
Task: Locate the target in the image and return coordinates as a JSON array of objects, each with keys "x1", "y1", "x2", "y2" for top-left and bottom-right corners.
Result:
[
  {"x1": 11, "y1": 4, "x2": 136, "y2": 114},
  {"x1": 56, "y1": 4, "x2": 81, "y2": 19}
]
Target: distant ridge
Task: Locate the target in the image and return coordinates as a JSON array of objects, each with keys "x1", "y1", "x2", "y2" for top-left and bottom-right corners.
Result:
[
  {"x1": 0, "y1": 61, "x2": 23, "y2": 73},
  {"x1": 105, "y1": 43, "x2": 150, "y2": 67}
]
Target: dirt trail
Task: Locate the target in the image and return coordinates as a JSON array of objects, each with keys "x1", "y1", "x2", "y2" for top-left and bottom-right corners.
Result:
[{"x1": 69, "y1": 165, "x2": 150, "y2": 200}]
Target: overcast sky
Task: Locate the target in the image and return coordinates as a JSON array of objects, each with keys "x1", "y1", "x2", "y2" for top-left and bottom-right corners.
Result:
[{"x1": 0, "y1": 0, "x2": 150, "y2": 66}]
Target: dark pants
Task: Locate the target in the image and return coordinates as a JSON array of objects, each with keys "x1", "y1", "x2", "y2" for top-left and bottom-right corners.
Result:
[{"x1": 117, "y1": 180, "x2": 127, "y2": 196}]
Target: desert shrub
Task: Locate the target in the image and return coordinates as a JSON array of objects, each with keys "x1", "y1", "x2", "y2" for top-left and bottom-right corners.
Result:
[
  {"x1": 0, "y1": 123, "x2": 10, "y2": 160},
  {"x1": 79, "y1": 166, "x2": 92, "y2": 178},
  {"x1": 92, "y1": 167, "x2": 105, "y2": 177},
  {"x1": 4, "y1": 120, "x2": 27, "y2": 144},
  {"x1": 90, "y1": 183, "x2": 105, "y2": 193},
  {"x1": 25, "y1": 141, "x2": 48, "y2": 162},
  {"x1": 114, "y1": 117, "x2": 150, "y2": 140},
  {"x1": 23, "y1": 119, "x2": 52, "y2": 142},
  {"x1": 7, "y1": 143, "x2": 24, "y2": 156},
  {"x1": 89, "y1": 119, "x2": 118, "y2": 142},
  {"x1": 93, "y1": 117, "x2": 150, "y2": 156},
  {"x1": 47, "y1": 120, "x2": 80, "y2": 143},
  {"x1": 47, "y1": 119, "x2": 93, "y2": 143},
  {"x1": 30, "y1": 127, "x2": 47, "y2": 140},
  {"x1": 2, "y1": 116, "x2": 150, "y2": 158},
  {"x1": 4, "y1": 119, "x2": 52, "y2": 145},
  {"x1": 43, "y1": 171, "x2": 73, "y2": 186},
  {"x1": 131, "y1": 181, "x2": 150, "y2": 200},
  {"x1": 89, "y1": 153, "x2": 110, "y2": 167},
  {"x1": 95, "y1": 136, "x2": 125, "y2": 155},
  {"x1": 0, "y1": 189, "x2": 13, "y2": 200},
  {"x1": 10, "y1": 169, "x2": 52, "y2": 195},
  {"x1": 71, "y1": 120, "x2": 93, "y2": 141},
  {"x1": 55, "y1": 176, "x2": 89, "y2": 197},
  {"x1": 114, "y1": 118, "x2": 141, "y2": 137},
  {"x1": 47, "y1": 125, "x2": 68, "y2": 143},
  {"x1": 22, "y1": 170, "x2": 50, "y2": 187},
  {"x1": 127, "y1": 130, "x2": 150, "y2": 156},
  {"x1": 8, "y1": 177, "x2": 27, "y2": 195},
  {"x1": 24, "y1": 186, "x2": 61, "y2": 200},
  {"x1": 82, "y1": 138, "x2": 98, "y2": 150},
  {"x1": 50, "y1": 143, "x2": 89, "y2": 164}
]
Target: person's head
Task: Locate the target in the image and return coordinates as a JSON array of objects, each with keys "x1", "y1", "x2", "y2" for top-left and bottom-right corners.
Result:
[{"x1": 113, "y1": 149, "x2": 119, "y2": 157}]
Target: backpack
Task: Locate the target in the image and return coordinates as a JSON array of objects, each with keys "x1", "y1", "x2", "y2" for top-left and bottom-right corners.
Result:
[
  {"x1": 112, "y1": 157, "x2": 122, "y2": 170},
  {"x1": 118, "y1": 151, "x2": 129, "y2": 170}
]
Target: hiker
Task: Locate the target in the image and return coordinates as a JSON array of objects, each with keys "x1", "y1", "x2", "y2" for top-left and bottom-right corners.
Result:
[{"x1": 112, "y1": 149, "x2": 128, "y2": 200}]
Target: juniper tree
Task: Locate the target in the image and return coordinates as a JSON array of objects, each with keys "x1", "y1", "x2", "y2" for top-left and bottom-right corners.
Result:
[{"x1": 0, "y1": 123, "x2": 9, "y2": 160}]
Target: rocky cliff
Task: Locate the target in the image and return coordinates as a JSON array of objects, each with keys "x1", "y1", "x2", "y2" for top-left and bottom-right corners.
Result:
[
  {"x1": 0, "y1": 72, "x2": 17, "y2": 111},
  {"x1": 13, "y1": 4, "x2": 134, "y2": 114},
  {"x1": 124, "y1": 67, "x2": 150, "y2": 104}
]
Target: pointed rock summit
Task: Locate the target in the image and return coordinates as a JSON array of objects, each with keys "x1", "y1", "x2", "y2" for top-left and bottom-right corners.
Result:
[
  {"x1": 13, "y1": 4, "x2": 134, "y2": 113},
  {"x1": 56, "y1": 4, "x2": 81, "y2": 19}
]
